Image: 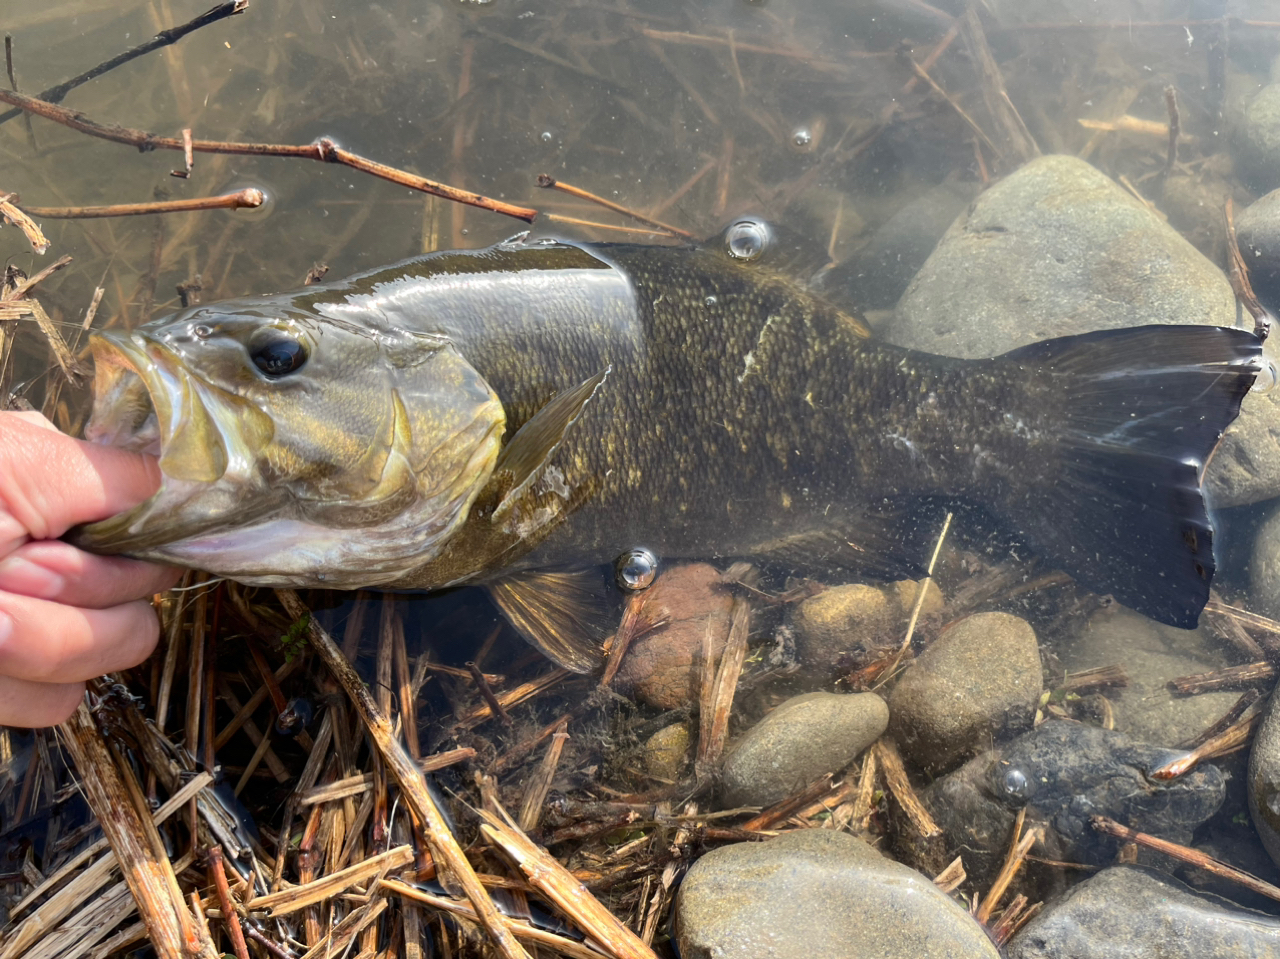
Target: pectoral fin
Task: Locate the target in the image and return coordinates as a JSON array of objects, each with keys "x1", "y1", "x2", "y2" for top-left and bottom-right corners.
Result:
[
  {"x1": 491, "y1": 368, "x2": 609, "y2": 520},
  {"x1": 487, "y1": 568, "x2": 614, "y2": 673}
]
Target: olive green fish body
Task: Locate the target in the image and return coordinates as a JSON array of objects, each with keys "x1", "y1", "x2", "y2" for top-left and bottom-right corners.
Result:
[{"x1": 74, "y1": 233, "x2": 1262, "y2": 649}]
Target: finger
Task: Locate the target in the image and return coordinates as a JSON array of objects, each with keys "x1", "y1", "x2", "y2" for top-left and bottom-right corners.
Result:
[
  {"x1": 0, "y1": 674, "x2": 85, "y2": 728},
  {"x1": 0, "y1": 412, "x2": 162, "y2": 551},
  {"x1": 0, "y1": 540, "x2": 180, "y2": 608},
  {"x1": 0, "y1": 593, "x2": 160, "y2": 683}
]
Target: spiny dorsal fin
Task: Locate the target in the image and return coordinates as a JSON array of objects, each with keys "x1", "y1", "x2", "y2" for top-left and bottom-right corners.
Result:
[
  {"x1": 487, "y1": 568, "x2": 614, "y2": 673},
  {"x1": 492, "y1": 367, "x2": 609, "y2": 521}
]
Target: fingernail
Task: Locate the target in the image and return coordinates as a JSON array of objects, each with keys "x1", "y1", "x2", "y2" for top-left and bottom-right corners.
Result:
[{"x1": 0, "y1": 556, "x2": 65, "y2": 599}]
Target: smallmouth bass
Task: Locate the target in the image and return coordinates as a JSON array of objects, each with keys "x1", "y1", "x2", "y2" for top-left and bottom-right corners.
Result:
[{"x1": 72, "y1": 226, "x2": 1262, "y2": 670}]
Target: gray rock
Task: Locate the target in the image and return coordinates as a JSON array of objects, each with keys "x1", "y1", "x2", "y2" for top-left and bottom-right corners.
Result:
[
  {"x1": 720, "y1": 692, "x2": 888, "y2": 808},
  {"x1": 675, "y1": 829, "x2": 999, "y2": 959},
  {"x1": 1056, "y1": 605, "x2": 1241, "y2": 747},
  {"x1": 821, "y1": 180, "x2": 978, "y2": 312},
  {"x1": 887, "y1": 153, "x2": 1280, "y2": 505},
  {"x1": 1251, "y1": 501, "x2": 1280, "y2": 620},
  {"x1": 1006, "y1": 865, "x2": 1280, "y2": 958},
  {"x1": 914, "y1": 721, "x2": 1225, "y2": 885},
  {"x1": 1233, "y1": 187, "x2": 1280, "y2": 312},
  {"x1": 889, "y1": 612, "x2": 1042, "y2": 772},
  {"x1": 1249, "y1": 689, "x2": 1280, "y2": 869},
  {"x1": 1236, "y1": 83, "x2": 1280, "y2": 194},
  {"x1": 790, "y1": 579, "x2": 942, "y2": 679},
  {"x1": 889, "y1": 154, "x2": 1236, "y2": 359}
]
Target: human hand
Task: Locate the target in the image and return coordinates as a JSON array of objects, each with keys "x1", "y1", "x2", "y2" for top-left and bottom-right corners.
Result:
[{"x1": 0, "y1": 412, "x2": 179, "y2": 727}]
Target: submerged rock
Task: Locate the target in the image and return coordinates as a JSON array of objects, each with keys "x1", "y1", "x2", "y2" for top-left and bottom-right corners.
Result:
[
  {"x1": 1056, "y1": 605, "x2": 1240, "y2": 747},
  {"x1": 1251, "y1": 502, "x2": 1280, "y2": 620},
  {"x1": 789, "y1": 579, "x2": 941, "y2": 679},
  {"x1": 889, "y1": 612, "x2": 1042, "y2": 772},
  {"x1": 889, "y1": 154, "x2": 1236, "y2": 358},
  {"x1": 1236, "y1": 82, "x2": 1280, "y2": 194},
  {"x1": 642, "y1": 723, "x2": 691, "y2": 782},
  {"x1": 1006, "y1": 865, "x2": 1280, "y2": 958},
  {"x1": 720, "y1": 691, "x2": 888, "y2": 808},
  {"x1": 887, "y1": 152, "x2": 1279, "y2": 506},
  {"x1": 915, "y1": 721, "x2": 1225, "y2": 886},
  {"x1": 1249, "y1": 686, "x2": 1280, "y2": 869},
  {"x1": 675, "y1": 829, "x2": 999, "y2": 959},
  {"x1": 820, "y1": 180, "x2": 978, "y2": 312},
  {"x1": 612, "y1": 564, "x2": 731, "y2": 709}
]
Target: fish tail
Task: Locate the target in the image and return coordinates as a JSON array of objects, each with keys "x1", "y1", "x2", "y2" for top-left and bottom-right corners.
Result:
[{"x1": 990, "y1": 324, "x2": 1262, "y2": 628}]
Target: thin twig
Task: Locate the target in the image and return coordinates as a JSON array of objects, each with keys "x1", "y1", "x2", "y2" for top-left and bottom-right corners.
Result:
[
  {"x1": 0, "y1": 90, "x2": 537, "y2": 223},
  {"x1": 17, "y1": 190, "x2": 263, "y2": 219},
  {"x1": 536, "y1": 175, "x2": 691, "y2": 238},
  {"x1": 207, "y1": 848, "x2": 250, "y2": 959}
]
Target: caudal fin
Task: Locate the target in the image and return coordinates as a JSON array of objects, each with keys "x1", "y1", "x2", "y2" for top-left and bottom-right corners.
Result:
[{"x1": 992, "y1": 325, "x2": 1261, "y2": 628}]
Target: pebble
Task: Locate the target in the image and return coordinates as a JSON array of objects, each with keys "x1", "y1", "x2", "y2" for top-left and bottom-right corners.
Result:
[
  {"x1": 1006, "y1": 865, "x2": 1280, "y2": 958},
  {"x1": 720, "y1": 692, "x2": 888, "y2": 808},
  {"x1": 1055, "y1": 605, "x2": 1240, "y2": 747},
  {"x1": 611, "y1": 563, "x2": 731, "y2": 709},
  {"x1": 789, "y1": 579, "x2": 942, "y2": 680},
  {"x1": 912, "y1": 721, "x2": 1225, "y2": 886},
  {"x1": 642, "y1": 723, "x2": 690, "y2": 782},
  {"x1": 889, "y1": 154, "x2": 1236, "y2": 359},
  {"x1": 888, "y1": 612, "x2": 1042, "y2": 772},
  {"x1": 675, "y1": 829, "x2": 1000, "y2": 959},
  {"x1": 1249, "y1": 685, "x2": 1280, "y2": 869}
]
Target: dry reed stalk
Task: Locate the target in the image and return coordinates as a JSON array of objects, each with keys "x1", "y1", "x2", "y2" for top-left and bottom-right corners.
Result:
[
  {"x1": 478, "y1": 806, "x2": 659, "y2": 959},
  {"x1": 695, "y1": 597, "x2": 750, "y2": 780},
  {"x1": 517, "y1": 719, "x2": 570, "y2": 832},
  {"x1": 58, "y1": 701, "x2": 218, "y2": 959},
  {"x1": 874, "y1": 738, "x2": 941, "y2": 839},
  {"x1": 247, "y1": 845, "x2": 413, "y2": 917},
  {"x1": 0, "y1": 195, "x2": 48, "y2": 252},
  {"x1": 976, "y1": 808, "x2": 1040, "y2": 925},
  {"x1": 276, "y1": 589, "x2": 532, "y2": 959},
  {"x1": 932, "y1": 857, "x2": 967, "y2": 895}
]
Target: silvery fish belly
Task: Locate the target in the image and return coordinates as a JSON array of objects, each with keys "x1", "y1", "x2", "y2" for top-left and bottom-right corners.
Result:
[{"x1": 71, "y1": 226, "x2": 1262, "y2": 672}]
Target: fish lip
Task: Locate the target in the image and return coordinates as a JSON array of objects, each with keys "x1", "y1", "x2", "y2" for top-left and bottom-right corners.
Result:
[{"x1": 73, "y1": 331, "x2": 238, "y2": 554}]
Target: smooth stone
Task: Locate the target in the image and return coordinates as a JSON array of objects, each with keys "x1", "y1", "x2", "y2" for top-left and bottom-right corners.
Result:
[
  {"x1": 1249, "y1": 686, "x2": 1280, "y2": 869},
  {"x1": 675, "y1": 829, "x2": 1000, "y2": 959},
  {"x1": 913, "y1": 721, "x2": 1225, "y2": 886},
  {"x1": 1161, "y1": 170, "x2": 1236, "y2": 266},
  {"x1": 1251, "y1": 501, "x2": 1280, "y2": 620},
  {"x1": 1236, "y1": 82, "x2": 1280, "y2": 193},
  {"x1": 889, "y1": 611, "x2": 1042, "y2": 772},
  {"x1": 820, "y1": 180, "x2": 978, "y2": 312},
  {"x1": 1006, "y1": 865, "x2": 1280, "y2": 958},
  {"x1": 790, "y1": 579, "x2": 942, "y2": 679},
  {"x1": 720, "y1": 691, "x2": 888, "y2": 808},
  {"x1": 642, "y1": 723, "x2": 690, "y2": 782},
  {"x1": 889, "y1": 154, "x2": 1236, "y2": 359},
  {"x1": 612, "y1": 564, "x2": 731, "y2": 709},
  {"x1": 1237, "y1": 188, "x2": 1280, "y2": 312},
  {"x1": 1056, "y1": 605, "x2": 1240, "y2": 747}
]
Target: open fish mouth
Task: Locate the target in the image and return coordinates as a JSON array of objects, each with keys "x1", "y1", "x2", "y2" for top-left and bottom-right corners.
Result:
[{"x1": 71, "y1": 331, "x2": 255, "y2": 555}]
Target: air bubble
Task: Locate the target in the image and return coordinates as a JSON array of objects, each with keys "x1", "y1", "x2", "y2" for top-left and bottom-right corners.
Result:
[
  {"x1": 704, "y1": 295, "x2": 718, "y2": 307},
  {"x1": 1001, "y1": 766, "x2": 1031, "y2": 801},
  {"x1": 725, "y1": 219, "x2": 770, "y2": 261},
  {"x1": 791, "y1": 128, "x2": 812, "y2": 149},
  {"x1": 1253, "y1": 358, "x2": 1278, "y2": 394},
  {"x1": 540, "y1": 131, "x2": 553, "y2": 142},
  {"x1": 615, "y1": 548, "x2": 658, "y2": 591}
]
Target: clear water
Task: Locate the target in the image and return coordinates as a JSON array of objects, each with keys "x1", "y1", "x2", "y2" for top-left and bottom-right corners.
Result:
[{"x1": 5, "y1": 0, "x2": 1280, "y2": 947}]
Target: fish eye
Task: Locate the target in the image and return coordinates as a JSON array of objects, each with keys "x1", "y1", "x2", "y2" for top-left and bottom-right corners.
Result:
[{"x1": 251, "y1": 337, "x2": 307, "y2": 377}]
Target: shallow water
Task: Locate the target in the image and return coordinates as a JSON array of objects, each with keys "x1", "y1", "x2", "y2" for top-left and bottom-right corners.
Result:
[{"x1": 6, "y1": 0, "x2": 1280, "y2": 953}]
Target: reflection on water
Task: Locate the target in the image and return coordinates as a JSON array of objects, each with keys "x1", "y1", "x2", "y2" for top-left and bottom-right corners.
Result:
[{"x1": 7, "y1": 0, "x2": 1280, "y2": 953}]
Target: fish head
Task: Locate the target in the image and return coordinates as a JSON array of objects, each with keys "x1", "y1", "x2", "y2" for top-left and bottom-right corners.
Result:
[{"x1": 74, "y1": 301, "x2": 506, "y2": 587}]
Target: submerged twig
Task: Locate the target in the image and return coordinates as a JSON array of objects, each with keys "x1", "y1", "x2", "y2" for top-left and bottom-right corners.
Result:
[
  {"x1": 0, "y1": 193, "x2": 49, "y2": 253},
  {"x1": 536, "y1": 175, "x2": 692, "y2": 239},
  {"x1": 0, "y1": 89, "x2": 537, "y2": 223},
  {"x1": 17, "y1": 189, "x2": 263, "y2": 219}
]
